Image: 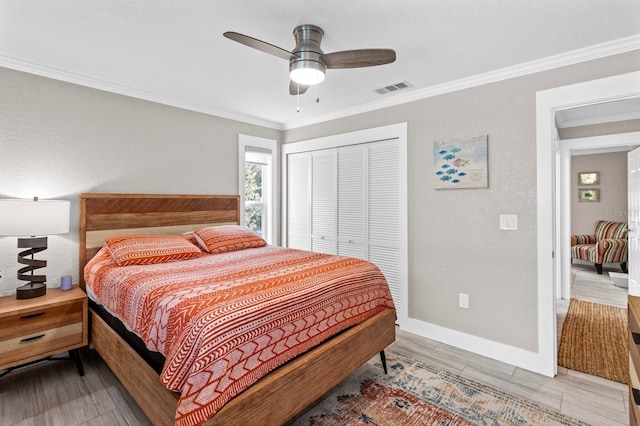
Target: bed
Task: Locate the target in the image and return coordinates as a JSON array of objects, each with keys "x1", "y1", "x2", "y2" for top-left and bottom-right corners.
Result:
[{"x1": 78, "y1": 193, "x2": 396, "y2": 426}]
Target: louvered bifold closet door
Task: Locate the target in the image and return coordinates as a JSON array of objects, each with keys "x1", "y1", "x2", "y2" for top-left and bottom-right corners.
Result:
[
  {"x1": 311, "y1": 149, "x2": 337, "y2": 254},
  {"x1": 337, "y1": 145, "x2": 366, "y2": 259},
  {"x1": 286, "y1": 152, "x2": 311, "y2": 251},
  {"x1": 368, "y1": 139, "x2": 401, "y2": 309}
]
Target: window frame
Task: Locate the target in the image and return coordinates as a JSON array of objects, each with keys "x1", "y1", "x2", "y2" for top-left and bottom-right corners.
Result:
[{"x1": 239, "y1": 135, "x2": 279, "y2": 245}]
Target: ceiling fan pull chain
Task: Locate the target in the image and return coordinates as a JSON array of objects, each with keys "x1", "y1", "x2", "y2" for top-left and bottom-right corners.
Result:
[
  {"x1": 315, "y1": 64, "x2": 320, "y2": 103},
  {"x1": 296, "y1": 84, "x2": 300, "y2": 113}
]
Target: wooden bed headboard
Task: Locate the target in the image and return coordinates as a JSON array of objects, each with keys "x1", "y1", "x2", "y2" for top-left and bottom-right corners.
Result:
[{"x1": 78, "y1": 193, "x2": 240, "y2": 289}]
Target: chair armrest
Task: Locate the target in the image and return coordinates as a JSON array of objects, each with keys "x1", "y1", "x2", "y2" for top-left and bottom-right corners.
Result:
[
  {"x1": 596, "y1": 238, "x2": 628, "y2": 263},
  {"x1": 571, "y1": 234, "x2": 596, "y2": 246},
  {"x1": 597, "y1": 238, "x2": 628, "y2": 247}
]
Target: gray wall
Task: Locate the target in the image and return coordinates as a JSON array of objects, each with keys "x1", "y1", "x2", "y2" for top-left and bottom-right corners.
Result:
[
  {"x1": 0, "y1": 67, "x2": 279, "y2": 296},
  {"x1": 571, "y1": 152, "x2": 628, "y2": 235},
  {"x1": 283, "y1": 50, "x2": 640, "y2": 352}
]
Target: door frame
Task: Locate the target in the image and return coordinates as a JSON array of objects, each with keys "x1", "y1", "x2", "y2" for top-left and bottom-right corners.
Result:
[{"x1": 536, "y1": 71, "x2": 640, "y2": 376}]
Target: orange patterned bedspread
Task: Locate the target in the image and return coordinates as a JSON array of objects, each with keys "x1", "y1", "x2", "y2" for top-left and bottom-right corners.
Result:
[{"x1": 85, "y1": 245, "x2": 395, "y2": 426}]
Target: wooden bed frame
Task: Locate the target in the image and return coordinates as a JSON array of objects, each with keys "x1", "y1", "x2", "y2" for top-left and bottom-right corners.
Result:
[{"x1": 78, "y1": 193, "x2": 396, "y2": 425}]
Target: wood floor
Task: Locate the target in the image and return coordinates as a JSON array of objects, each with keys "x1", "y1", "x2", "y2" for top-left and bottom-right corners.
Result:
[
  {"x1": 0, "y1": 266, "x2": 629, "y2": 425},
  {"x1": 563, "y1": 261, "x2": 627, "y2": 308}
]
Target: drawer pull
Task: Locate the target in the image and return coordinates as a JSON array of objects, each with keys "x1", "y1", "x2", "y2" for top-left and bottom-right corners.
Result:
[
  {"x1": 20, "y1": 334, "x2": 45, "y2": 343},
  {"x1": 633, "y1": 388, "x2": 640, "y2": 405},
  {"x1": 633, "y1": 332, "x2": 640, "y2": 345},
  {"x1": 21, "y1": 312, "x2": 45, "y2": 319}
]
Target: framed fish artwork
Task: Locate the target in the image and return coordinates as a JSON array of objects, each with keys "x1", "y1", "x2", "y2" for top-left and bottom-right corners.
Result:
[{"x1": 433, "y1": 135, "x2": 488, "y2": 189}]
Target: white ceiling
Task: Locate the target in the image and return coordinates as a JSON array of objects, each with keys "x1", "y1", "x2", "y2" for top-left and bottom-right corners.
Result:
[{"x1": 1, "y1": 1, "x2": 639, "y2": 129}]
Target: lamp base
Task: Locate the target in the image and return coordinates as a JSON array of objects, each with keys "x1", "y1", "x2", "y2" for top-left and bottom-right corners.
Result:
[{"x1": 16, "y1": 283, "x2": 47, "y2": 299}]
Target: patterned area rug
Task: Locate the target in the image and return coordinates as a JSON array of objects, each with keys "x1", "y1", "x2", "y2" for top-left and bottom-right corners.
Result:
[
  {"x1": 291, "y1": 351, "x2": 590, "y2": 426},
  {"x1": 558, "y1": 298, "x2": 628, "y2": 384}
]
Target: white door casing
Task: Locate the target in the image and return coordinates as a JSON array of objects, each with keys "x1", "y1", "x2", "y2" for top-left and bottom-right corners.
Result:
[{"x1": 629, "y1": 146, "x2": 640, "y2": 296}]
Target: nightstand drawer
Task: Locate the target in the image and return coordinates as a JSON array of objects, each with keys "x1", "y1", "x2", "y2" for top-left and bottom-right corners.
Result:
[
  {"x1": 0, "y1": 300, "x2": 84, "y2": 342},
  {"x1": 0, "y1": 322, "x2": 83, "y2": 367}
]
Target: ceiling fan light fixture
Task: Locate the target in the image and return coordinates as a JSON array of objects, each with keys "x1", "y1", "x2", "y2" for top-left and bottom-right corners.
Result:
[
  {"x1": 225, "y1": 24, "x2": 396, "y2": 95},
  {"x1": 290, "y1": 60, "x2": 326, "y2": 85}
]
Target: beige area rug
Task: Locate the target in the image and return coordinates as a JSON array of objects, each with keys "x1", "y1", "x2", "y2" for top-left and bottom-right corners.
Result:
[
  {"x1": 558, "y1": 299, "x2": 628, "y2": 384},
  {"x1": 291, "y1": 350, "x2": 590, "y2": 425}
]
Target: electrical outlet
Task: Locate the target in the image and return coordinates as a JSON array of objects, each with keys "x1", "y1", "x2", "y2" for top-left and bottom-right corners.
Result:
[{"x1": 459, "y1": 293, "x2": 469, "y2": 309}]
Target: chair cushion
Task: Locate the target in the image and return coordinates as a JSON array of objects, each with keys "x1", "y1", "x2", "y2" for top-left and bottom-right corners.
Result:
[{"x1": 571, "y1": 244, "x2": 597, "y2": 263}]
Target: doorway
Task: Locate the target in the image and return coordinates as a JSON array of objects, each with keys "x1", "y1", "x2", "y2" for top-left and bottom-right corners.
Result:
[
  {"x1": 536, "y1": 70, "x2": 640, "y2": 376},
  {"x1": 559, "y1": 133, "x2": 640, "y2": 301}
]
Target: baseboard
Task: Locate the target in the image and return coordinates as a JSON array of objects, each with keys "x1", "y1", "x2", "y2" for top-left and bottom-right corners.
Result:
[{"x1": 400, "y1": 317, "x2": 554, "y2": 377}]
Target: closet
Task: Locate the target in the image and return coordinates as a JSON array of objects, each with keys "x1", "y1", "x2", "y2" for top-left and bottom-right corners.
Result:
[{"x1": 283, "y1": 125, "x2": 405, "y2": 315}]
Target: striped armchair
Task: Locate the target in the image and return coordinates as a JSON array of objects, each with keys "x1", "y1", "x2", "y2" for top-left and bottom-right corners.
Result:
[{"x1": 570, "y1": 220, "x2": 628, "y2": 274}]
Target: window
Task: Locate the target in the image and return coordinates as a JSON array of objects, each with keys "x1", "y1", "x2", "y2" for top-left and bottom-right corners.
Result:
[
  {"x1": 239, "y1": 135, "x2": 278, "y2": 245},
  {"x1": 244, "y1": 152, "x2": 268, "y2": 236}
]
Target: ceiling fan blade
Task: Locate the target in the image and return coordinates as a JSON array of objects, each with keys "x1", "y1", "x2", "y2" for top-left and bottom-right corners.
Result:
[
  {"x1": 223, "y1": 31, "x2": 295, "y2": 61},
  {"x1": 289, "y1": 81, "x2": 309, "y2": 95},
  {"x1": 324, "y1": 49, "x2": 396, "y2": 69}
]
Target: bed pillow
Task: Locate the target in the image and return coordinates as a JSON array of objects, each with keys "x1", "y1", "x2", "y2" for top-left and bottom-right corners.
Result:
[
  {"x1": 182, "y1": 231, "x2": 200, "y2": 247},
  {"x1": 194, "y1": 225, "x2": 267, "y2": 254},
  {"x1": 105, "y1": 234, "x2": 202, "y2": 266}
]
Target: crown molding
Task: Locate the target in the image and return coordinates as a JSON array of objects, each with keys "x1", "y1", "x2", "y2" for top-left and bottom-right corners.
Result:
[
  {"x1": 0, "y1": 56, "x2": 283, "y2": 130},
  {"x1": 283, "y1": 34, "x2": 640, "y2": 130}
]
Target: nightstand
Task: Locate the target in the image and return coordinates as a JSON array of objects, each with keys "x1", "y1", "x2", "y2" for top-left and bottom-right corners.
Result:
[{"x1": 0, "y1": 286, "x2": 88, "y2": 376}]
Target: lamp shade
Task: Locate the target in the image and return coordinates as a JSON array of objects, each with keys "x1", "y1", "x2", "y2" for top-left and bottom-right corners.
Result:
[{"x1": 0, "y1": 198, "x2": 70, "y2": 236}]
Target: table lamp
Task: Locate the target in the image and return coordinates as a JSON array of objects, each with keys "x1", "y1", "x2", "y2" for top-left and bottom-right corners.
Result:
[{"x1": 0, "y1": 197, "x2": 70, "y2": 299}]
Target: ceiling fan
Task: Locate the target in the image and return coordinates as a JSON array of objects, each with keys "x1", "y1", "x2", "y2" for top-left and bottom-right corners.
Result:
[{"x1": 223, "y1": 24, "x2": 396, "y2": 96}]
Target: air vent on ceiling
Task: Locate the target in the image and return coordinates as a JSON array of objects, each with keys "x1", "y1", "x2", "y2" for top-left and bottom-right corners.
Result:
[{"x1": 374, "y1": 81, "x2": 413, "y2": 95}]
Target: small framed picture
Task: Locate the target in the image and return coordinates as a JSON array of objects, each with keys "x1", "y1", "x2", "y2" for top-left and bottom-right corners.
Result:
[
  {"x1": 578, "y1": 172, "x2": 599, "y2": 185},
  {"x1": 578, "y1": 188, "x2": 600, "y2": 202}
]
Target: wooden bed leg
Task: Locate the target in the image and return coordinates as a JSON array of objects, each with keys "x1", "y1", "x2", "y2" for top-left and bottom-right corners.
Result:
[{"x1": 380, "y1": 350, "x2": 387, "y2": 374}]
